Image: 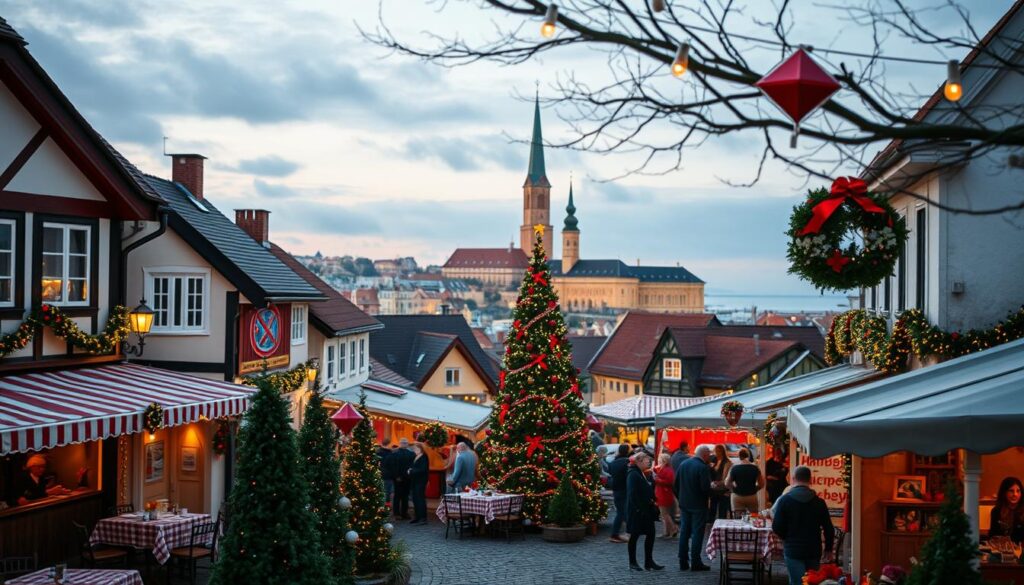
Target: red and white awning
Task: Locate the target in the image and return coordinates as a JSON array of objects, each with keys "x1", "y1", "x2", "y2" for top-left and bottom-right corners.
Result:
[{"x1": 0, "y1": 363, "x2": 256, "y2": 454}]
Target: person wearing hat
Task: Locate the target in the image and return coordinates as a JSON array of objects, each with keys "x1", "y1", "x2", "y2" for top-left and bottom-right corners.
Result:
[{"x1": 16, "y1": 454, "x2": 70, "y2": 505}]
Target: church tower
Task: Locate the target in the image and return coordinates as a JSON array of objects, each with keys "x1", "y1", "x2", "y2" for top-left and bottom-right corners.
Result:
[
  {"x1": 521, "y1": 96, "x2": 553, "y2": 255},
  {"x1": 562, "y1": 179, "x2": 579, "y2": 274}
]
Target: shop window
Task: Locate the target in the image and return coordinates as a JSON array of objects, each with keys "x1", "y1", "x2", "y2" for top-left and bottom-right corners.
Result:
[
  {"x1": 663, "y1": 358, "x2": 682, "y2": 380},
  {"x1": 41, "y1": 223, "x2": 90, "y2": 305},
  {"x1": 446, "y1": 368, "x2": 461, "y2": 386},
  {"x1": 147, "y1": 270, "x2": 208, "y2": 332},
  {"x1": 1, "y1": 443, "x2": 100, "y2": 514}
]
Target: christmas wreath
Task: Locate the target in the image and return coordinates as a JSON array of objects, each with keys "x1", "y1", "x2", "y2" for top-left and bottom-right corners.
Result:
[
  {"x1": 143, "y1": 403, "x2": 164, "y2": 435},
  {"x1": 419, "y1": 421, "x2": 449, "y2": 449},
  {"x1": 763, "y1": 412, "x2": 789, "y2": 449},
  {"x1": 787, "y1": 177, "x2": 908, "y2": 292},
  {"x1": 213, "y1": 419, "x2": 230, "y2": 456}
]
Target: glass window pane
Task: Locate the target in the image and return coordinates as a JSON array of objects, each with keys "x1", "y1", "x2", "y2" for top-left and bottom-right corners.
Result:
[
  {"x1": 67, "y1": 279, "x2": 87, "y2": 302},
  {"x1": 69, "y1": 255, "x2": 87, "y2": 278},
  {"x1": 0, "y1": 278, "x2": 11, "y2": 303},
  {"x1": 68, "y1": 228, "x2": 87, "y2": 254},
  {"x1": 172, "y1": 278, "x2": 182, "y2": 327},
  {"x1": 0, "y1": 224, "x2": 11, "y2": 250},
  {"x1": 42, "y1": 227, "x2": 63, "y2": 253},
  {"x1": 42, "y1": 254, "x2": 63, "y2": 278},
  {"x1": 0, "y1": 251, "x2": 11, "y2": 276}
]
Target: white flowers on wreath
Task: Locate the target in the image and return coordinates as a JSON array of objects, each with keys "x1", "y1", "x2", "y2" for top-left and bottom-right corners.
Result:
[{"x1": 793, "y1": 234, "x2": 832, "y2": 259}]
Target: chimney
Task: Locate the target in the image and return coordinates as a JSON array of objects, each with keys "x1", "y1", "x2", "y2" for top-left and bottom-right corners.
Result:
[
  {"x1": 753, "y1": 333, "x2": 761, "y2": 356},
  {"x1": 235, "y1": 209, "x2": 271, "y2": 245},
  {"x1": 636, "y1": 258, "x2": 640, "y2": 267},
  {"x1": 170, "y1": 154, "x2": 207, "y2": 199}
]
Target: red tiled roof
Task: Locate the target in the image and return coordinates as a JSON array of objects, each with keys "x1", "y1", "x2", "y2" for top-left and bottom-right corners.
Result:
[
  {"x1": 667, "y1": 328, "x2": 708, "y2": 357},
  {"x1": 472, "y1": 328, "x2": 495, "y2": 350},
  {"x1": 267, "y1": 243, "x2": 382, "y2": 335},
  {"x1": 408, "y1": 273, "x2": 443, "y2": 281},
  {"x1": 712, "y1": 325, "x2": 824, "y2": 359},
  {"x1": 865, "y1": 0, "x2": 1024, "y2": 178},
  {"x1": 444, "y1": 248, "x2": 529, "y2": 269},
  {"x1": 698, "y1": 335, "x2": 798, "y2": 388},
  {"x1": 369, "y1": 357, "x2": 416, "y2": 388},
  {"x1": 353, "y1": 288, "x2": 379, "y2": 306},
  {"x1": 588, "y1": 312, "x2": 720, "y2": 380}
]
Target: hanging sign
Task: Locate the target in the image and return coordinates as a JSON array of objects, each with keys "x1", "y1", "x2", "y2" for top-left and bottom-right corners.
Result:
[
  {"x1": 239, "y1": 304, "x2": 291, "y2": 374},
  {"x1": 797, "y1": 449, "x2": 848, "y2": 529}
]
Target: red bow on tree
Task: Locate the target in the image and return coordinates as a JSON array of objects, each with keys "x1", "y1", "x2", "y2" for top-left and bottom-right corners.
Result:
[
  {"x1": 798, "y1": 177, "x2": 889, "y2": 236},
  {"x1": 548, "y1": 334, "x2": 560, "y2": 351},
  {"x1": 499, "y1": 370, "x2": 506, "y2": 389},
  {"x1": 545, "y1": 470, "x2": 559, "y2": 484},
  {"x1": 570, "y1": 381, "x2": 581, "y2": 398},
  {"x1": 527, "y1": 353, "x2": 548, "y2": 371},
  {"x1": 531, "y1": 271, "x2": 548, "y2": 286},
  {"x1": 499, "y1": 403, "x2": 510, "y2": 425},
  {"x1": 526, "y1": 435, "x2": 544, "y2": 457}
]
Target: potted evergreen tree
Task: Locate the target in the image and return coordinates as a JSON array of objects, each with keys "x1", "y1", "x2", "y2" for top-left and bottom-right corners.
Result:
[{"x1": 542, "y1": 474, "x2": 587, "y2": 542}]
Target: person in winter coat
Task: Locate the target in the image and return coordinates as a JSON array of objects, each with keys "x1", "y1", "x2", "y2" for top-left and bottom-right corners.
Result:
[
  {"x1": 626, "y1": 452, "x2": 664, "y2": 571},
  {"x1": 448, "y1": 442, "x2": 476, "y2": 492},
  {"x1": 675, "y1": 445, "x2": 712, "y2": 571},
  {"x1": 709, "y1": 444, "x2": 733, "y2": 520},
  {"x1": 607, "y1": 444, "x2": 632, "y2": 543},
  {"x1": 407, "y1": 443, "x2": 430, "y2": 525},
  {"x1": 387, "y1": 438, "x2": 415, "y2": 519},
  {"x1": 653, "y1": 452, "x2": 678, "y2": 538},
  {"x1": 771, "y1": 466, "x2": 834, "y2": 585}
]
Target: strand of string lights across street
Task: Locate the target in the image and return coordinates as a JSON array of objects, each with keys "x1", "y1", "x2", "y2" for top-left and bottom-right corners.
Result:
[{"x1": 536, "y1": 1, "x2": 1004, "y2": 102}]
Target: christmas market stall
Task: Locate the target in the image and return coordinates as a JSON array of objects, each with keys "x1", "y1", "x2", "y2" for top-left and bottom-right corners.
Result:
[
  {"x1": 327, "y1": 379, "x2": 490, "y2": 497},
  {"x1": 589, "y1": 394, "x2": 715, "y2": 447},
  {"x1": 789, "y1": 338, "x2": 1024, "y2": 580}
]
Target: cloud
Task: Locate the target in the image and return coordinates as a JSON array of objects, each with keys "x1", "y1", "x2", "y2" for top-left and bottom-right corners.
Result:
[
  {"x1": 252, "y1": 179, "x2": 299, "y2": 199},
  {"x1": 400, "y1": 134, "x2": 523, "y2": 172},
  {"x1": 234, "y1": 156, "x2": 301, "y2": 177}
]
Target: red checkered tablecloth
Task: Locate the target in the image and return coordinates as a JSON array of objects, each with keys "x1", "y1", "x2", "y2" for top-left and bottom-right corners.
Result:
[
  {"x1": 705, "y1": 519, "x2": 782, "y2": 562},
  {"x1": 89, "y1": 513, "x2": 211, "y2": 564},
  {"x1": 436, "y1": 494, "x2": 523, "y2": 524},
  {"x1": 5, "y1": 568, "x2": 143, "y2": 585}
]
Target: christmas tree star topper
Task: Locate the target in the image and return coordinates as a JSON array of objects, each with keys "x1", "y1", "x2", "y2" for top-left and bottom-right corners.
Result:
[{"x1": 533, "y1": 223, "x2": 545, "y2": 235}]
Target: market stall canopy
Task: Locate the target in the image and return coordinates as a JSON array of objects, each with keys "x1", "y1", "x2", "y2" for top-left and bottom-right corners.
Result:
[
  {"x1": 591, "y1": 394, "x2": 715, "y2": 426},
  {"x1": 789, "y1": 338, "x2": 1024, "y2": 459},
  {"x1": 0, "y1": 363, "x2": 256, "y2": 454},
  {"x1": 655, "y1": 364, "x2": 878, "y2": 430},
  {"x1": 328, "y1": 381, "x2": 491, "y2": 432}
]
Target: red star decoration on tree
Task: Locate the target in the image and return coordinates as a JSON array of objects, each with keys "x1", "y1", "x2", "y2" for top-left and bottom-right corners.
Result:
[
  {"x1": 525, "y1": 435, "x2": 544, "y2": 457},
  {"x1": 826, "y1": 249, "x2": 851, "y2": 273}
]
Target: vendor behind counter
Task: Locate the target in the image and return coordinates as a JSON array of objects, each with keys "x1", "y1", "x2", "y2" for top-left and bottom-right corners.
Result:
[{"x1": 1, "y1": 447, "x2": 96, "y2": 512}]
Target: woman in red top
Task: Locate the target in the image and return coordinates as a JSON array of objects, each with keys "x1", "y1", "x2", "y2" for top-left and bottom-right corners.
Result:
[{"x1": 654, "y1": 452, "x2": 678, "y2": 538}]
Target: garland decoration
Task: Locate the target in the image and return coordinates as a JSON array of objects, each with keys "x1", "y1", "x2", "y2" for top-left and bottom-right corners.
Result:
[
  {"x1": 213, "y1": 419, "x2": 230, "y2": 456},
  {"x1": 419, "y1": 421, "x2": 449, "y2": 449},
  {"x1": 787, "y1": 177, "x2": 908, "y2": 292},
  {"x1": 763, "y1": 411, "x2": 789, "y2": 450},
  {"x1": 241, "y1": 359, "x2": 313, "y2": 393},
  {"x1": 824, "y1": 306, "x2": 1024, "y2": 373},
  {"x1": 0, "y1": 304, "x2": 130, "y2": 359},
  {"x1": 143, "y1": 403, "x2": 164, "y2": 435}
]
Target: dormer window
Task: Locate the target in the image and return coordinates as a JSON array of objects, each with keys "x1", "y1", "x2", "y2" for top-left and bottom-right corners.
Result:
[{"x1": 663, "y1": 358, "x2": 682, "y2": 381}]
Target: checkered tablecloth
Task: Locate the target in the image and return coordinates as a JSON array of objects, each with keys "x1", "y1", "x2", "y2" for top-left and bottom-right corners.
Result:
[
  {"x1": 89, "y1": 513, "x2": 211, "y2": 564},
  {"x1": 705, "y1": 519, "x2": 782, "y2": 562},
  {"x1": 436, "y1": 494, "x2": 523, "y2": 524},
  {"x1": 5, "y1": 568, "x2": 143, "y2": 585}
]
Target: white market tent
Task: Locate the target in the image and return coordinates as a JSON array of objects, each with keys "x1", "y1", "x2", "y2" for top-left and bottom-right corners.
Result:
[
  {"x1": 327, "y1": 380, "x2": 491, "y2": 432},
  {"x1": 590, "y1": 394, "x2": 716, "y2": 426}
]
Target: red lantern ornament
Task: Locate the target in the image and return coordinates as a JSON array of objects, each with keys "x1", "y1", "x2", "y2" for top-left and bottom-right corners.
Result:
[
  {"x1": 755, "y1": 48, "x2": 840, "y2": 147},
  {"x1": 331, "y1": 403, "x2": 364, "y2": 434}
]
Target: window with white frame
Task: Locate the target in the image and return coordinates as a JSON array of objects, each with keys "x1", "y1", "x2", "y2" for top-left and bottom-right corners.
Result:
[
  {"x1": 147, "y1": 270, "x2": 208, "y2": 332},
  {"x1": 41, "y1": 223, "x2": 90, "y2": 305},
  {"x1": 359, "y1": 338, "x2": 366, "y2": 371},
  {"x1": 339, "y1": 341, "x2": 347, "y2": 376},
  {"x1": 663, "y1": 358, "x2": 682, "y2": 381},
  {"x1": 291, "y1": 305, "x2": 306, "y2": 345},
  {"x1": 0, "y1": 220, "x2": 14, "y2": 306},
  {"x1": 326, "y1": 344, "x2": 336, "y2": 381},
  {"x1": 349, "y1": 340, "x2": 356, "y2": 372},
  {"x1": 445, "y1": 367, "x2": 461, "y2": 386}
]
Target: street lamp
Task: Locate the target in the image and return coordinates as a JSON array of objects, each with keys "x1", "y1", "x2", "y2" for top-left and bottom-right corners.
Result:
[
  {"x1": 306, "y1": 358, "x2": 319, "y2": 388},
  {"x1": 123, "y1": 299, "x2": 154, "y2": 357}
]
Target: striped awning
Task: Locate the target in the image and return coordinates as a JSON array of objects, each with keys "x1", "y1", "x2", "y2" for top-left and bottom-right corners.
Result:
[
  {"x1": 0, "y1": 363, "x2": 256, "y2": 454},
  {"x1": 590, "y1": 394, "x2": 718, "y2": 426}
]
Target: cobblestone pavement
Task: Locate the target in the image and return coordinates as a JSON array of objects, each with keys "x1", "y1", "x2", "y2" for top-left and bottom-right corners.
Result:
[{"x1": 393, "y1": 512, "x2": 789, "y2": 585}]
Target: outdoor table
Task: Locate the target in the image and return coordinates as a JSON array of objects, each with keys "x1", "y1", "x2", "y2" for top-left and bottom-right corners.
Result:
[
  {"x1": 435, "y1": 493, "x2": 523, "y2": 524},
  {"x1": 89, "y1": 512, "x2": 211, "y2": 565},
  {"x1": 5, "y1": 568, "x2": 143, "y2": 585},
  {"x1": 705, "y1": 518, "x2": 782, "y2": 563}
]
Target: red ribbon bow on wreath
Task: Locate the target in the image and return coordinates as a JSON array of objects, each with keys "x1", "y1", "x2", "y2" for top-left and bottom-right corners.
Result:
[
  {"x1": 798, "y1": 177, "x2": 890, "y2": 236},
  {"x1": 526, "y1": 435, "x2": 544, "y2": 457}
]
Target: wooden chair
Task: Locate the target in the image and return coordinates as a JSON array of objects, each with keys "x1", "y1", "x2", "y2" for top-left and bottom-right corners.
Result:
[
  {"x1": 167, "y1": 521, "x2": 218, "y2": 585},
  {"x1": 720, "y1": 528, "x2": 761, "y2": 585},
  {"x1": 72, "y1": 521, "x2": 129, "y2": 569},
  {"x1": 442, "y1": 494, "x2": 471, "y2": 540},
  {"x1": 0, "y1": 555, "x2": 37, "y2": 579},
  {"x1": 490, "y1": 495, "x2": 525, "y2": 542}
]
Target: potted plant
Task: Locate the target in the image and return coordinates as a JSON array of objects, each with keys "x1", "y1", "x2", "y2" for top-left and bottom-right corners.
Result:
[
  {"x1": 720, "y1": 400, "x2": 745, "y2": 427},
  {"x1": 542, "y1": 474, "x2": 586, "y2": 542}
]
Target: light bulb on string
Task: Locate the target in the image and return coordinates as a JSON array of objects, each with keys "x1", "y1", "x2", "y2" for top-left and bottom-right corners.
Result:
[
  {"x1": 541, "y1": 4, "x2": 558, "y2": 38},
  {"x1": 671, "y1": 42, "x2": 690, "y2": 77},
  {"x1": 944, "y1": 60, "x2": 963, "y2": 102}
]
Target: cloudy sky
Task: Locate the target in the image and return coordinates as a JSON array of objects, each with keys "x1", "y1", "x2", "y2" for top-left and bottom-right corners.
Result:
[{"x1": 0, "y1": 1, "x2": 1012, "y2": 295}]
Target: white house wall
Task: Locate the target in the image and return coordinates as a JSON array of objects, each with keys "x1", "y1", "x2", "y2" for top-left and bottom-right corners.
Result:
[
  {"x1": 0, "y1": 82, "x2": 40, "y2": 171},
  {"x1": 7, "y1": 137, "x2": 106, "y2": 201}
]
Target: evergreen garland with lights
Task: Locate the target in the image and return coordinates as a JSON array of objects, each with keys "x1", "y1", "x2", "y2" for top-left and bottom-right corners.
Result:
[
  {"x1": 339, "y1": 392, "x2": 394, "y2": 576},
  {"x1": 825, "y1": 306, "x2": 1024, "y2": 373},
  {"x1": 143, "y1": 403, "x2": 164, "y2": 435},
  {"x1": 418, "y1": 421, "x2": 449, "y2": 449},
  {"x1": 212, "y1": 419, "x2": 230, "y2": 457},
  {"x1": 210, "y1": 376, "x2": 330, "y2": 585},
  {"x1": 477, "y1": 226, "x2": 606, "y2": 524},
  {"x1": 298, "y1": 385, "x2": 354, "y2": 585},
  {"x1": 240, "y1": 360, "x2": 313, "y2": 393},
  {"x1": 0, "y1": 304, "x2": 130, "y2": 358}
]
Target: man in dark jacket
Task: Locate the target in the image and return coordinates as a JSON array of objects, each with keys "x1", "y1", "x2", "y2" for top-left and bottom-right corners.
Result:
[
  {"x1": 379, "y1": 443, "x2": 395, "y2": 507},
  {"x1": 387, "y1": 438, "x2": 415, "y2": 519},
  {"x1": 625, "y1": 452, "x2": 663, "y2": 571},
  {"x1": 675, "y1": 444, "x2": 712, "y2": 571},
  {"x1": 669, "y1": 442, "x2": 690, "y2": 473},
  {"x1": 607, "y1": 444, "x2": 632, "y2": 543},
  {"x1": 771, "y1": 466, "x2": 834, "y2": 585}
]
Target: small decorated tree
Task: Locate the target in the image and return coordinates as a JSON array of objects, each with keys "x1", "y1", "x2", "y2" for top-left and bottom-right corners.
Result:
[
  {"x1": 298, "y1": 384, "x2": 354, "y2": 585},
  {"x1": 339, "y1": 392, "x2": 393, "y2": 576},
  {"x1": 546, "y1": 473, "x2": 582, "y2": 527},
  {"x1": 211, "y1": 377, "x2": 329, "y2": 585},
  {"x1": 478, "y1": 225, "x2": 606, "y2": 523},
  {"x1": 906, "y1": 482, "x2": 980, "y2": 585}
]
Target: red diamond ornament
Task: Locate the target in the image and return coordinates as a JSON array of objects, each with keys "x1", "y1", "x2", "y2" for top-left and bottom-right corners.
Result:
[
  {"x1": 331, "y1": 403, "x2": 365, "y2": 434},
  {"x1": 755, "y1": 49, "x2": 840, "y2": 143}
]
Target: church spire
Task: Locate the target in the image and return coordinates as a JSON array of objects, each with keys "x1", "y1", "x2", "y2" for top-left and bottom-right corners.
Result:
[
  {"x1": 524, "y1": 93, "x2": 550, "y2": 187},
  {"x1": 563, "y1": 177, "x2": 578, "y2": 232}
]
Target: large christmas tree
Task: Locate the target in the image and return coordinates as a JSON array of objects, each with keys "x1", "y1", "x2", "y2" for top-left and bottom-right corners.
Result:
[
  {"x1": 211, "y1": 377, "x2": 329, "y2": 585},
  {"x1": 339, "y1": 392, "x2": 393, "y2": 575},
  {"x1": 479, "y1": 225, "x2": 606, "y2": 523},
  {"x1": 298, "y1": 384, "x2": 354, "y2": 585}
]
